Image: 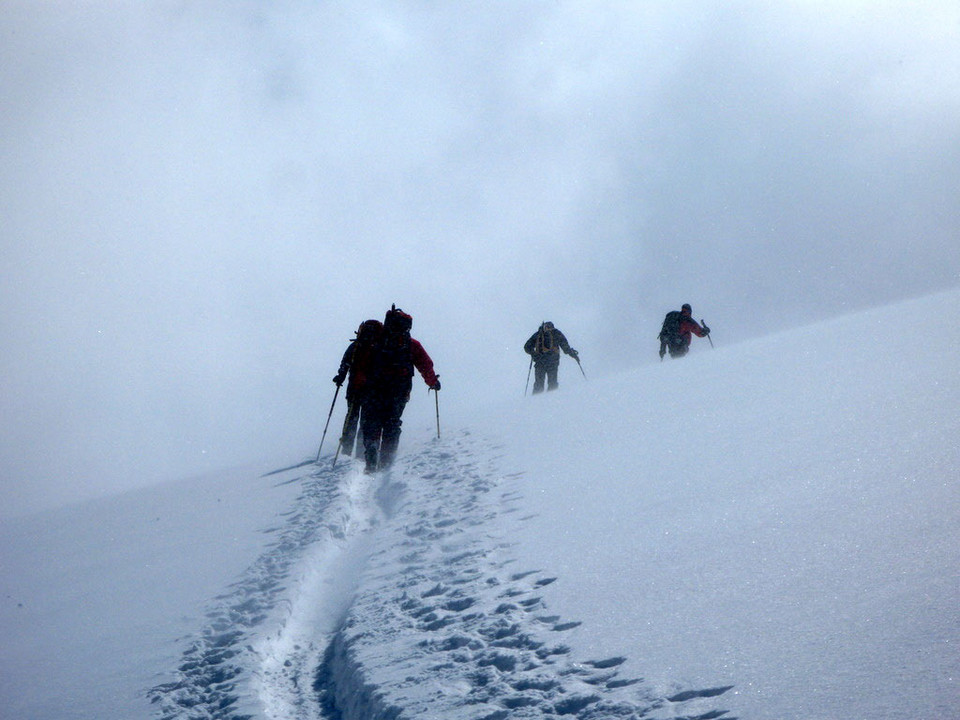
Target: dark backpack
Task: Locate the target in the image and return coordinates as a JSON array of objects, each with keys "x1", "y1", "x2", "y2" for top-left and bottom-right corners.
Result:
[
  {"x1": 356, "y1": 319, "x2": 383, "y2": 344},
  {"x1": 659, "y1": 310, "x2": 683, "y2": 341},
  {"x1": 371, "y1": 306, "x2": 415, "y2": 391},
  {"x1": 535, "y1": 326, "x2": 556, "y2": 354},
  {"x1": 350, "y1": 319, "x2": 383, "y2": 375}
]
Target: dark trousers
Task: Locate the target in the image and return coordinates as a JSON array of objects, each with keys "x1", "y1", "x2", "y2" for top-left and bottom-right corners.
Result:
[
  {"x1": 339, "y1": 400, "x2": 362, "y2": 457},
  {"x1": 532, "y1": 357, "x2": 560, "y2": 393},
  {"x1": 360, "y1": 391, "x2": 409, "y2": 471},
  {"x1": 667, "y1": 338, "x2": 690, "y2": 358}
]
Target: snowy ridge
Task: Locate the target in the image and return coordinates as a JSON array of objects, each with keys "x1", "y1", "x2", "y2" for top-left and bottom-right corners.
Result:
[{"x1": 150, "y1": 430, "x2": 733, "y2": 719}]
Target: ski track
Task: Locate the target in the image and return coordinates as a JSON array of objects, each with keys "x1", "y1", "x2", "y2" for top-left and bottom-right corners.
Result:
[{"x1": 149, "y1": 430, "x2": 733, "y2": 719}]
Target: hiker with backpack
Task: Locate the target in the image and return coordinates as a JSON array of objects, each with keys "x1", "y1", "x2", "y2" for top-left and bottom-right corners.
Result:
[
  {"x1": 332, "y1": 318, "x2": 383, "y2": 457},
  {"x1": 359, "y1": 305, "x2": 440, "y2": 473},
  {"x1": 524, "y1": 321, "x2": 580, "y2": 394},
  {"x1": 658, "y1": 304, "x2": 710, "y2": 359}
]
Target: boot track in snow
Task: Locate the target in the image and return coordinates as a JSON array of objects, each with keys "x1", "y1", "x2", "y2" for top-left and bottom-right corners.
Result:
[{"x1": 149, "y1": 430, "x2": 733, "y2": 719}]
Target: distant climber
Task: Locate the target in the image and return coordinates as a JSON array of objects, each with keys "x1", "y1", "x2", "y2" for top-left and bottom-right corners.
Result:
[
  {"x1": 524, "y1": 321, "x2": 580, "y2": 394},
  {"x1": 360, "y1": 305, "x2": 440, "y2": 473},
  {"x1": 333, "y1": 319, "x2": 383, "y2": 457},
  {"x1": 658, "y1": 304, "x2": 710, "y2": 359}
]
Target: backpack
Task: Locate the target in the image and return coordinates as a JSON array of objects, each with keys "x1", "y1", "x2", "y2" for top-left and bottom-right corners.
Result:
[
  {"x1": 659, "y1": 310, "x2": 683, "y2": 342},
  {"x1": 356, "y1": 319, "x2": 383, "y2": 344},
  {"x1": 371, "y1": 306, "x2": 415, "y2": 391},
  {"x1": 535, "y1": 325, "x2": 556, "y2": 354},
  {"x1": 350, "y1": 319, "x2": 382, "y2": 371}
]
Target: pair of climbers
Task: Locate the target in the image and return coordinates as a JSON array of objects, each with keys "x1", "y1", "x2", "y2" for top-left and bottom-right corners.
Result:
[
  {"x1": 333, "y1": 305, "x2": 439, "y2": 474},
  {"x1": 520, "y1": 302, "x2": 712, "y2": 396}
]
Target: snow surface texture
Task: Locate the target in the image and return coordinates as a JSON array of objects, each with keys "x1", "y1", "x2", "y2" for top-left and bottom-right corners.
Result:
[
  {"x1": 149, "y1": 435, "x2": 732, "y2": 719},
  {"x1": 2, "y1": 289, "x2": 957, "y2": 719}
]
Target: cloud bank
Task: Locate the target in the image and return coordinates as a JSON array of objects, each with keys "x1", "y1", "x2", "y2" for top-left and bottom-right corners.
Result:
[{"x1": 2, "y1": 0, "x2": 958, "y2": 514}]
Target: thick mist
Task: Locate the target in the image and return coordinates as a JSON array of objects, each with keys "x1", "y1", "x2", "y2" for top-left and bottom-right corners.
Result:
[{"x1": 2, "y1": 1, "x2": 958, "y2": 515}]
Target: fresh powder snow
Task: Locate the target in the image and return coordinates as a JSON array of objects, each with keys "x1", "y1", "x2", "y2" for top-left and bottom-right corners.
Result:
[{"x1": 1, "y1": 289, "x2": 957, "y2": 719}]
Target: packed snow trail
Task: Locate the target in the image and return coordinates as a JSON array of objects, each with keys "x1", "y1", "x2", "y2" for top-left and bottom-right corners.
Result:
[
  {"x1": 149, "y1": 430, "x2": 733, "y2": 719},
  {"x1": 253, "y1": 462, "x2": 383, "y2": 719},
  {"x1": 148, "y1": 452, "x2": 374, "y2": 719}
]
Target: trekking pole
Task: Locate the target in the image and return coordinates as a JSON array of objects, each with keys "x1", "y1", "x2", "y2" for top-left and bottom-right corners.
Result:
[
  {"x1": 524, "y1": 355, "x2": 533, "y2": 396},
  {"x1": 433, "y1": 388, "x2": 441, "y2": 439},
  {"x1": 331, "y1": 401, "x2": 351, "y2": 469},
  {"x1": 575, "y1": 357, "x2": 586, "y2": 379},
  {"x1": 315, "y1": 384, "x2": 340, "y2": 463},
  {"x1": 702, "y1": 319, "x2": 714, "y2": 349}
]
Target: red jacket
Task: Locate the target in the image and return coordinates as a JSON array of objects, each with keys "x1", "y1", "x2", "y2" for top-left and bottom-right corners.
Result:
[
  {"x1": 678, "y1": 315, "x2": 707, "y2": 344},
  {"x1": 410, "y1": 338, "x2": 439, "y2": 387}
]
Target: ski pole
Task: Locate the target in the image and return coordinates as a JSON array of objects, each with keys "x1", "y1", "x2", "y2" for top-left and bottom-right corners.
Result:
[
  {"x1": 433, "y1": 387, "x2": 441, "y2": 439},
  {"x1": 575, "y1": 357, "x2": 586, "y2": 379},
  {"x1": 315, "y1": 384, "x2": 340, "y2": 463},
  {"x1": 524, "y1": 355, "x2": 533, "y2": 396},
  {"x1": 702, "y1": 319, "x2": 714, "y2": 349},
  {"x1": 331, "y1": 400, "x2": 353, "y2": 469}
]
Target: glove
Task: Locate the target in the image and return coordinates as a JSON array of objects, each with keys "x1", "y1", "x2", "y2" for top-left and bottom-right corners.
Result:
[
  {"x1": 430, "y1": 380, "x2": 441, "y2": 391},
  {"x1": 569, "y1": 349, "x2": 579, "y2": 361},
  {"x1": 333, "y1": 372, "x2": 346, "y2": 386},
  {"x1": 702, "y1": 324, "x2": 711, "y2": 335}
]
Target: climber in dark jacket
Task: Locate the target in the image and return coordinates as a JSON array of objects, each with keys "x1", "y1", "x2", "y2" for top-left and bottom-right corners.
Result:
[
  {"x1": 333, "y1": 319, "x2": 383, "y2": 457},
  {"x1": 524, "y1": 321, "x2": 579, "y2": 393}
]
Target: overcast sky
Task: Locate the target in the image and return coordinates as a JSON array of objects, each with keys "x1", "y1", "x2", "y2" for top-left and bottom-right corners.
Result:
[{"x1": 2, "y1": 1, "x2": 958, "y2": 517}]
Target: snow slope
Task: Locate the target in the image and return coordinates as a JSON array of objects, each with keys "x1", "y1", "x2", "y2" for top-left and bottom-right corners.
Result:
[
  {"x1": 2, "y1": 289, "x2": 958, "y2": 719},
  {"x1": 147, "y1": 436, "x2": 731, "y2": 719},
  {"x1": 486, "y1": 290, "x2": 960, "y2": 719},
  {"x1": 0, "y1": 466, "x2": 303, "y2": 719}
]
